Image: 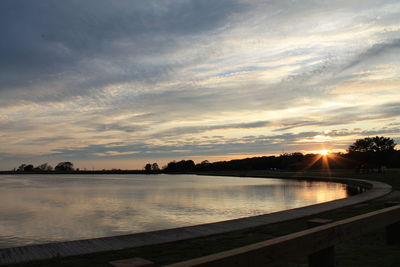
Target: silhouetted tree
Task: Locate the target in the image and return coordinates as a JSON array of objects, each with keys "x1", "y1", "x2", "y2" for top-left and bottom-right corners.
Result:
[
  {"x1": 17, "y1": 164, "x2": 26, "y2": 171},
  {"x1": 164, "y1": 160, "x2": 195, "y2": 172},
  {"x1": 196, "y1": 160, "x2": 211, "y2": 171},
  {"x1": 349, "y1": 136, "x2": 396, "y2": 172},
  {"x1": 35, "y1": 163, "x2": 53, "y2": 171},
  {"x1": 349, "y1": 136, "x2": 396, "y2": 153},
  {"x1": 144, "y1": 163, "x2": 152, "y2": 171},
  {"x1": 55, "y1": 162, "x2": 74, "y2": 171},
  {"x1": 23, "y1": 164, "x2": 34, "y2": 172},
  {"x1": 151, "y1": 163, "x2": 160, "y2": 171}
]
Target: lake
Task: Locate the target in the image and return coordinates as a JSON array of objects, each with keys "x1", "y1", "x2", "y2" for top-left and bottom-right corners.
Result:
[{"x1": 0, "y1": 174, "x2": 349, "y2": 248}]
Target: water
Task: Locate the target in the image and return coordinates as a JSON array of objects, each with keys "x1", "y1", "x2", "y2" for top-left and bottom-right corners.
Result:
[{"x1": 0, "y1": 174, "x2": 349, "y2": 248}]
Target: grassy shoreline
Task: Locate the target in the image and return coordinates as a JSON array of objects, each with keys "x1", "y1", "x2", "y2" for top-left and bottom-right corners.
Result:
[{"x1": 8, "y1": 169, "x2": 400, "y2": 266}]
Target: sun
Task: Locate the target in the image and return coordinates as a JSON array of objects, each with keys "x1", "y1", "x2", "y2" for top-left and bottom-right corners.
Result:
[{"x1": 319, "y1": 149, "x2": 329, "y2": 156}]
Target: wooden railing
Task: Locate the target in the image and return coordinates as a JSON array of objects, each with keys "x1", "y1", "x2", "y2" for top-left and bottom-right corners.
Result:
[{"x1": 110, "y1": 203, "x2": 400, "y2": 267}]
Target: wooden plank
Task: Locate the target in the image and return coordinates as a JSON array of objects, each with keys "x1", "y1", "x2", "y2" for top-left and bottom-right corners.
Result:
[{"x1": 166, "y1": 205, "x2": 400, "y2": 267}]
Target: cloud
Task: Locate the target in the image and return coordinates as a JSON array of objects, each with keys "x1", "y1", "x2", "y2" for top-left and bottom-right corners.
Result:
[
  {"x1": 1, "y1": 0, "x2": 400, "y2": 169},
  {"x1": 343, "y1": 38, "x2": 400, "y2": 71},
  {"x1": 275, "y1": 120, "x2": 338, "y2": 131},
  {"x1": 30, "y1": 136, "x2": 76, "y2": 145},
  {"x1": 0, "y1": 0, "x2": 246, "y2": 101},
  {"x1": 273, "y1": 101, "x2": 400, "y2": 132},
  {"x1": 152, "y1": 120, "x2": 271, "y2": 137},
  {"x1": 93, "y1": 123, "x2": 148, "y2": 133},
  {"x1": 376, "y1": 101, "x2": 400, "y2": 118},
  {"x1": 47, "y1": 130, "x2": 322, "y2": 160}
]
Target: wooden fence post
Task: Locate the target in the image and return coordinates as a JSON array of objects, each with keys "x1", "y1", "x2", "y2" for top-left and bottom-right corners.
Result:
[
  {"x1": 307, "y1": 218, "x2": 335, "y2": 267},
  {"x1": 385, "y1": 202, "x2": 400, "y2": 245}
]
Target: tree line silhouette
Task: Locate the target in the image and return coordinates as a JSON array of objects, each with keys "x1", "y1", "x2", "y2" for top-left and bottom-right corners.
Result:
[
  {"x1": 162, "y1": 136, "x2": 399, "y2": 173},
  {"x1": 9, "y1": 136, "x2": 399, "y2": 174},
  {"x1": 15, "y1": 161, "x2": 75, "y2": 172}
]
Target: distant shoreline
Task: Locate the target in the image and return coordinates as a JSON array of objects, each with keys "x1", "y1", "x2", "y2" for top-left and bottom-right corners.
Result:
[{"x1": 0, "y1": 170, "x2": 163, "y2": 175}]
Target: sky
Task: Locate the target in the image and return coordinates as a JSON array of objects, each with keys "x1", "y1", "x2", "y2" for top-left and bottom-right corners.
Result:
[{"x1": 1, "y1": 0, "x2": 400, "y2": 170}]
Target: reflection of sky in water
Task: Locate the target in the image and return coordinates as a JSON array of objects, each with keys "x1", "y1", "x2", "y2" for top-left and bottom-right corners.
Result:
[{"x1": 0, "y1": 174, "x2": 348, "y2": 248}]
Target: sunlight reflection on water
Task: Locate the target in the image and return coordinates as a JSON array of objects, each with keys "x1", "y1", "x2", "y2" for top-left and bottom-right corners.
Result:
[{"x1": 0, "y1": 174, "x2": 348, "y2": 248}]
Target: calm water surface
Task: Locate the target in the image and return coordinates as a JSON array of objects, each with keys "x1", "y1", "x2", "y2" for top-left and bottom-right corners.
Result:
[{"x1": 0, "y1": 174, "x2": 349, "y2": 248}]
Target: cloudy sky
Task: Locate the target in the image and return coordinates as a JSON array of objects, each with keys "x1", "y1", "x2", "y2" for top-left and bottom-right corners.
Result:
[{"x1": 1, "y1": 0, "x2": 400, "y2": 170}]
